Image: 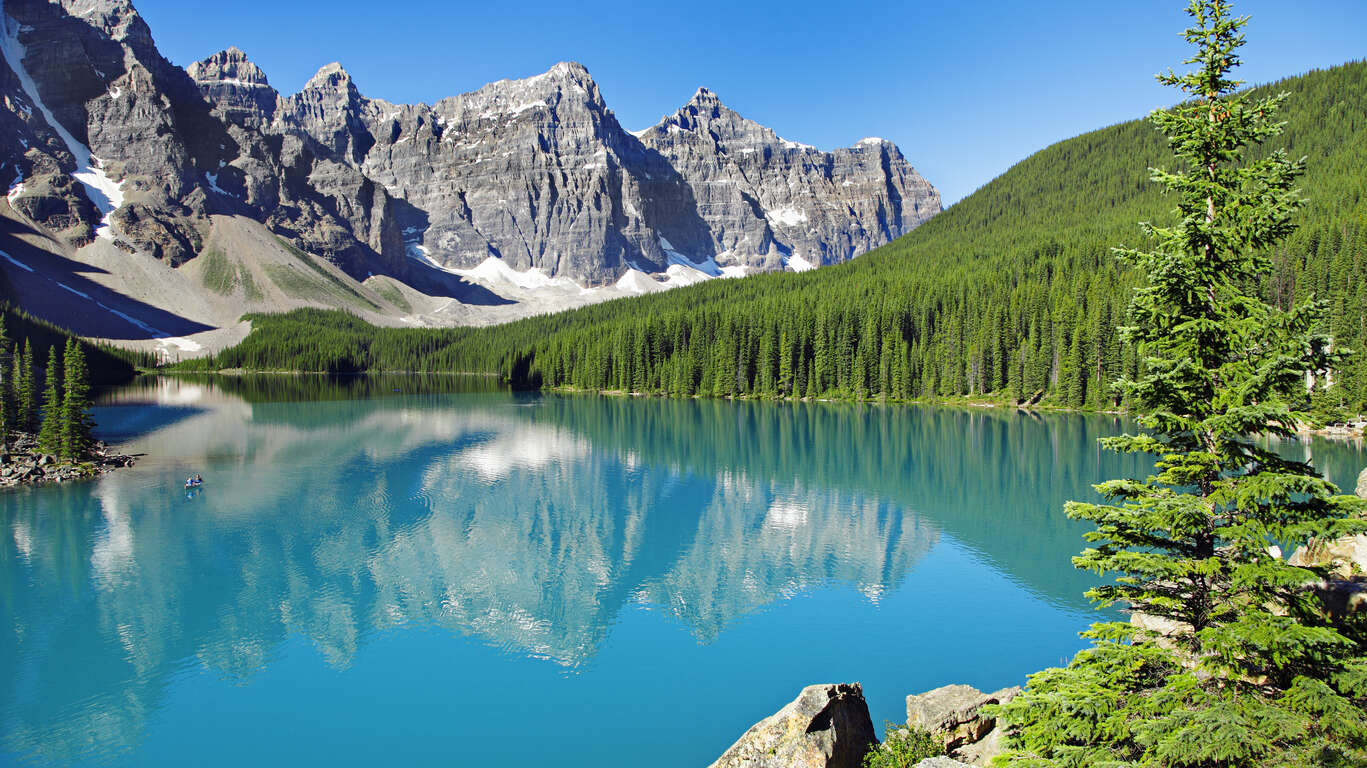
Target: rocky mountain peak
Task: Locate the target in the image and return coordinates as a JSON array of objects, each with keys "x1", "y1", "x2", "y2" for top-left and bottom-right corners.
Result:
[
  {"x1": 653, "y1": 88, "x2": 773, "y2": 147},
  {"x1": 545, "y1": 61, "x2": 590, "y2": 81},
  {"x1": 636, "y1": 87, "x2": 940, "y2": 269},
  {"x1": 187, "y1": 47, "x2": 270, "y2": 87},
  {"x1": 303, "y1": 62, "x2": 355, "y2": 94},
  {"x1": 520, "y1": 61, "x2": 596, "y2": 94},
  {"x1": 512, "y1": 61, "x2": 600, "y2": 101},
  {"x1": 688, "y1": 86, "x2": 720, "y2": 107},
  {"x1": 435, "y1": 60, "x2": 607, "y2": 124},
  {"x1": 53, "y1": 0, "x2": 152, "y2": 45},
  {"x1": 189, "y1": 46, "x2": 280, "y2": 133}
]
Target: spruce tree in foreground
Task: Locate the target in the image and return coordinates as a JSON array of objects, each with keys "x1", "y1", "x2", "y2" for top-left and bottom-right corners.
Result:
[
  {"x1": 36, "y1": 347, "x2": 61, "y2": 456},
  {"x1": 995, "y1": 1, "x2": 1367, "y2": 765}
]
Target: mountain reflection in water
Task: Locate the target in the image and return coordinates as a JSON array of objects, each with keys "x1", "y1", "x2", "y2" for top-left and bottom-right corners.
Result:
[{"x1": 4, "y1": 377, "x2": 1360, "y2": 767}]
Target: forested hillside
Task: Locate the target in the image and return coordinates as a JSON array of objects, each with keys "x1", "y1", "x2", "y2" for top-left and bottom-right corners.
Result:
[
  {"x1": 182, "y1": 62, "x2": 1367, "y2": 411},
  {"x1": 1, "y1": 304, "x2": 148, "y2": 386}
]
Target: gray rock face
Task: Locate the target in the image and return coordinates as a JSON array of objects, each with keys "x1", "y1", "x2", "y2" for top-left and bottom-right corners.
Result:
[
  {"x1": 709, "y1": 683, "x2": 877, "y2": 768},
  {"x1": 1, "y1": 0, "x2": 940, "y2": 301},
  {"x1": 190, "y1": 55, "x2": 409, "y2": 276},
  {"x1": 638, "y1": 88, "x2": 940, "y2": 271},
  {"x1": 3, "y1": 0, "x2": 233, "y2": 261},
  {"x1": 351, "y1": 61, "x2": 715, "y2": 284},
  {"x1": 1357, "y1": 466, "x2": 1367, "y2": 498},
  {"x1": 281, "y1": 63, "x2": 375, "y2": 165},
  {"x1": 185, "y1": 47, "x2": 277, "y2": 131}
]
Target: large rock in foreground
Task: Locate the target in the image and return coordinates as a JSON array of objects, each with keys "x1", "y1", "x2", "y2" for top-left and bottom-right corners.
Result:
[
  {"x1": 906, "y1": 684, "x2": 1020, "y2": 762},
  {"x1": 709, "y1": 683, "x2": 877, "y2": 768}
]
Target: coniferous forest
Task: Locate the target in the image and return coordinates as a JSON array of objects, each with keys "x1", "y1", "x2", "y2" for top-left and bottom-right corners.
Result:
[
  {"x1": 0, "y1": 320, "x2": 98, "y2": 461},
  {"x1": 181, "y1": 61, "x2": 1367, "y2": 413}
]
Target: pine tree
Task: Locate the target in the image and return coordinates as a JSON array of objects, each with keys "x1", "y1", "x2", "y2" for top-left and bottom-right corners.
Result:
[
  {"x1": 8, "y1": 344, "x2": 21, "y2": 441},
  {"x1": 0, "y1": 316, "x2": 10, "y2": 448},
  {"x1": 36, "y1": 347, "x2": 62, "y2": 456},
  {"x1": 18, "y1": 338, "x2": 35, "y2": 433},
  {"x1": 996, "y1": 2, "x2": 1367, "y2": 765},
  {"x1": 60, "y1": 338, "x2": 93, "y2": 461}
]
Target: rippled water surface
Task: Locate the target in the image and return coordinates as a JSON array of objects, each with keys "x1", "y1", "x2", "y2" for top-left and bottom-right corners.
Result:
[{"x1": 2, "y1": 377, "x2": 1363, "y2": 767}]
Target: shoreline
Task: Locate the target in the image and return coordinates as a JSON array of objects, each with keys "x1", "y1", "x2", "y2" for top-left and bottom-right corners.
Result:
[
  {"x1": 141, "y1": 370, "x2": 1366, "y2": 436},
  {"x1": 155, "y1": 368, "x2": 501, "y2": 378},
  {"x1": 0, "y1": 435, "x2": 138, "y2": 489}
]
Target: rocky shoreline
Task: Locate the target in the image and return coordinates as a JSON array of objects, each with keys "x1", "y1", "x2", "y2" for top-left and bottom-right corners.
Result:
[
  {"x1": 0, "y1": 435, "x2": 137, "y2": 488},
  {"x1": 1297, "y1": 419, "x2": 1366, "y2": 439},
  {"x1": 707, "y1": 681, "x2": 1014, "y2": 768}
]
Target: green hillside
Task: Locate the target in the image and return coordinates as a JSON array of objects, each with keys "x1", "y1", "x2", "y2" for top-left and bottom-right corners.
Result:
[{"x1": 185, "y1": 61, "x2": 1367, "y2": 410}]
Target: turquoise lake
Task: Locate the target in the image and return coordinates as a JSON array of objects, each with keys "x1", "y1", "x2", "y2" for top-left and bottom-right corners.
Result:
[{"x1": 2, "y1": 377, "x2": 1363, "y2": 767}]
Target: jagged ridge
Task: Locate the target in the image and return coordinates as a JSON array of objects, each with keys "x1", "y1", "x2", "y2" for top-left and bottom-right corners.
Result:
[{"x1": 0, "y1": 0, "x2": 939, "y2": 315}]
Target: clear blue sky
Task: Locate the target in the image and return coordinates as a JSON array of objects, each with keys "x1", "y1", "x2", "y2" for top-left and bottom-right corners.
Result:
[{"x1": 132, "y1": 0, "x2": 1366, "y2": 205}]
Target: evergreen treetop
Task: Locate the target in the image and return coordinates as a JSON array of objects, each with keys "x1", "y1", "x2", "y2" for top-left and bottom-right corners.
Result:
[
  {"x1": 19, "y1": 338, "x2": 35, "y2": 433},
  {"x1": 36, "y1": 346, "x2": 61, "y2": 456},
  {"x1": 60, "y1": 337, "x2": 93, "y2": 461}
]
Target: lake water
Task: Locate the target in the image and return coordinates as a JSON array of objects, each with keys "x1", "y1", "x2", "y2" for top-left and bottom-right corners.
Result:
[{"x1": 2, "y1": 377, "x2": 1362, "y2": 767}]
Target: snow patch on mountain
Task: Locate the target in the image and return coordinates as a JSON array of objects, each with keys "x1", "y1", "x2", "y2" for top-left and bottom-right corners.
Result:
[
  {"x1": 766, "y1": 207, "x2": 809, "y2": 227},
  {"x1": 2, "y1": 15, "x2": 125, "y2": 238},
  {"x1": 455, "y1": 256, "x2": 577, "y2": 292},
  {"x1": 6, "y1": 170, "x2": 23, "y2": 205}
]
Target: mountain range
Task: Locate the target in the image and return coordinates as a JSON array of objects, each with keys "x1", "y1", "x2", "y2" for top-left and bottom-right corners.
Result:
[{"x1": 0, "y1": 0, "x2": 939, "y2": 354}]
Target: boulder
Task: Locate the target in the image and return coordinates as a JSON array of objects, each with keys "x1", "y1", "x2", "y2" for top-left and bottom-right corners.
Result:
[
  {"x1": 905, "y1": 684, "x2": 1019, "y2": 754},
  {"x1": 708, "y1": 683, "x2": 877, "y2": 768},
  {"x1": 1356, "y1": 466, "x2": 1367, "y2": 499},
  {"x1": 951, "y1": 723, "x2": 1006, "y2": 766},
  {"x1": 914, "y1": 759, "x2": 973, "y2": 768},
  {"x1": 1290, "y1": 535, "x2": 1367, "y2": 578}
]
